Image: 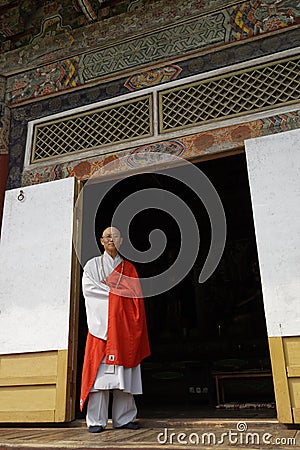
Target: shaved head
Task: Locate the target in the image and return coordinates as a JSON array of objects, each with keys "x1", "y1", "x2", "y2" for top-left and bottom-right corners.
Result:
[
  {"x1": 100, "y1": 227, "x2": 122, "y2": 258},
  {"x1": 102, "y1": 226, "x2": 121, "y2": 238}
]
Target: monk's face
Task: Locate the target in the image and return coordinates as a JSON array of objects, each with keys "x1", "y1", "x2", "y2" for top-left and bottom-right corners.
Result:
[{"x1": 100, "y1": 227, "x2": 123, "y2": 256}]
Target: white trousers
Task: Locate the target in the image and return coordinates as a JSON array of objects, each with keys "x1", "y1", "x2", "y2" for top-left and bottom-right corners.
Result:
[{"x1": 86, "y1": 389, "x2": 137, "y2": 428}]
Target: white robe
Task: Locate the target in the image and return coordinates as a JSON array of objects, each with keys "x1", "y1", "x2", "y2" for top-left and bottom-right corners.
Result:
[{"x1": 82, "y1": 251, "x2": 142, "y2": 394}]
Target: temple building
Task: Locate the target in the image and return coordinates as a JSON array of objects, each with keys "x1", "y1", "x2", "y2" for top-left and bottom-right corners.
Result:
[{"x1": 0, "y1": 0, "x2": 300, "y2": 424}]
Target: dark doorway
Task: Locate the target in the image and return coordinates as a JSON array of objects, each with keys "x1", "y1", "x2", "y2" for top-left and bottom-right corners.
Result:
[{"x1": 76, "y1": 152, "x2": 275, "y2": 419}]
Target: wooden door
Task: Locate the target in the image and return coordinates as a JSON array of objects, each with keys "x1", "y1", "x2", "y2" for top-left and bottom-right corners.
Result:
[
  {"x1": 0, "y1": 177, "x2": 81, "y2": 422},
  {"x1": 245, "y1": 128, "x2": 300, "y2": 424}
]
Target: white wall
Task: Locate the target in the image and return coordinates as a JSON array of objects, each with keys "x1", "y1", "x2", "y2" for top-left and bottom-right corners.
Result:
[
  {"x1": 0, "y1": 177, "x2": 75, "y2": 354},
  {"x1": 245, "y1": 129, "x2": 300, "y2": 337}
]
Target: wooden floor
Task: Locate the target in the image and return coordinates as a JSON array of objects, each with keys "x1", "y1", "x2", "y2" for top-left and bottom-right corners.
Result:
[{"x1": 0, "y1": 419, "x2": 299, "y2": 449}]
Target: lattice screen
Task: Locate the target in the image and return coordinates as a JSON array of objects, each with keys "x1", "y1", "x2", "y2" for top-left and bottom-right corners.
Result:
[
  {"x1": 32, "y1": 96, "x2": 153, "y2": 162},
  {"x1": 31, "y1": 56, "x2": 300, "y2": 164},
  {"x1": 159, "y1": 56, "x2": 300, "y2": 132}
]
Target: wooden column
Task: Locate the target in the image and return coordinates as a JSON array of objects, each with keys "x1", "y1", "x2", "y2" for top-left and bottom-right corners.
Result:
[
  {"x1": 0, "y1": 75, "x2": 9, "y2": 236},
  {"x1": 0, "y1": 154, "x2": 8, "y2": 235}
]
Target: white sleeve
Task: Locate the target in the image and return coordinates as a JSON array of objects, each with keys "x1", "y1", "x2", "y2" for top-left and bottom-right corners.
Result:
[{"x1": 82, "y1": 270, "x2": 109, "y2": 340}]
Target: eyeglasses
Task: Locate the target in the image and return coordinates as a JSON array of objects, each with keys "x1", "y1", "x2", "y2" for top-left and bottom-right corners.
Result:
[{"x1": 102, "y1": 234, "x2": 121, "y2": 240}]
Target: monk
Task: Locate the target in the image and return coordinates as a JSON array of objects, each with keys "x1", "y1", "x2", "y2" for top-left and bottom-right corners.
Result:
[{"x1": 80, "y1": 226, "x2": 150, "y2": 433}]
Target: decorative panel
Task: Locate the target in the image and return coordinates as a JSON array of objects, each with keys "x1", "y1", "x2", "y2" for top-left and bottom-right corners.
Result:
[
  {"x1": 159, "y1": 56, "x2": 300, "y2": 132},
  {"x1": 32, "y1": 95, "x2": 153, "y2": 163},
  {"x1": 6, "y1": 28, "x2": 300, "y2": 105}
]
